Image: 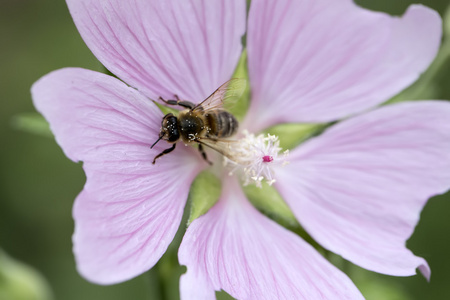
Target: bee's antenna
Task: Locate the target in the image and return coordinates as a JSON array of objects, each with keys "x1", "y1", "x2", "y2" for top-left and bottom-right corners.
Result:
[{"x1": 151, "y1": 135, "x2": 163, "y2": 149}]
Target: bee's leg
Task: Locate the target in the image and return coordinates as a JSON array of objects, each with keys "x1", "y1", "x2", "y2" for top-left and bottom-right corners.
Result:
[
  {"x1": 198, "y1": 144, "x2": 213, "y2": 165},
  {"x1": 152, "y1": 143, "x2": 176, "y2": 164},
  {"x1": 158, "y1": 96, "x2": 195, "y2": 109}
]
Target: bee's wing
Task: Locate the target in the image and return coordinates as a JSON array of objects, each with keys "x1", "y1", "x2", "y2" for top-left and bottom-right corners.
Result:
[
  {"x1": 192, "y1": 78, "x2": 246, "y2": 112},
  {"x1": 195, "y1": 137, "x2": 238, "y2": 161}
]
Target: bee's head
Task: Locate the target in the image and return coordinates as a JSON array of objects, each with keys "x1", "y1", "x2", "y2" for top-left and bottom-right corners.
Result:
[{"x1": 151, "y1": 113, "x2": 180, "y2": 148}]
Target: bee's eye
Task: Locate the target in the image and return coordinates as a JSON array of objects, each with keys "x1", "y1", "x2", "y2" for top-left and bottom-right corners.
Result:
[{"x1": 161, "y1": 115, "x2": 179, "y2": 142}]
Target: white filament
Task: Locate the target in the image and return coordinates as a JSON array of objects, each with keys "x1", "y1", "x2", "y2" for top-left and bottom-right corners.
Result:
[{"x1": 224, "y1": 130, "x2": 289, "y2": 187}]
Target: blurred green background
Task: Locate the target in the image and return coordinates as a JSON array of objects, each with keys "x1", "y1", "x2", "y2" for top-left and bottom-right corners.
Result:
[{"x1": 1, "y1": 0, "x2": 450, "y2": 299}]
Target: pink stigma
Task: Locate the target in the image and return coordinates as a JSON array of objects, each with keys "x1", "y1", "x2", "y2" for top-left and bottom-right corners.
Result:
[{"x1": 262, "y1": 155, "x2": 273, "y2": 163}]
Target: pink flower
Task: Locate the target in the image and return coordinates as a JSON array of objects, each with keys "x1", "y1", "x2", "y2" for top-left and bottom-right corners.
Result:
[{"x1": 31, "y1": 0, "x2": 450, "y2": 299}]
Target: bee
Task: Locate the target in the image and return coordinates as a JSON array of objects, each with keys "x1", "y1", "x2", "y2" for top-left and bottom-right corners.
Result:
[{"x1": 151, "y1": 79, "x2": 245, "y2": 164}]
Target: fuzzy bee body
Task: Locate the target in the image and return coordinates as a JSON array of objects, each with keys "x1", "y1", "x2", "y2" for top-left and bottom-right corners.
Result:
[
  {"x1": 151, "y1": 79, "x2": 244, "y2": 164},
  {"x1": 177, "y1": 110, "x2": 206, "y2": 143},
  {"x1": 205, "y1": 110, "x2": 238, "y2": 139}
]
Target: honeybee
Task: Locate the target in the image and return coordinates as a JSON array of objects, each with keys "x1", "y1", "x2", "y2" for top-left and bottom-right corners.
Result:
[{"x1": 151, "y1": 79, "x2": 245, "y2": 164}]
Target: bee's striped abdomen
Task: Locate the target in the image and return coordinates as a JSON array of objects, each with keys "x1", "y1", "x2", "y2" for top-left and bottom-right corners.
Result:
[{"x1": 205, "y1": 110, "x2": 238, "y2": 138}]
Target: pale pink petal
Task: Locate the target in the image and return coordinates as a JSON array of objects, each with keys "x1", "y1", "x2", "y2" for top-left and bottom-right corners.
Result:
[
  {"x1": 245, "y1": 1, "x2": 441, "y2": 131},
  {"x1": 32, "y1": 68, "x2": 204, "y2": 284},
  {"x1": 66, "y1": 0, "x2": 246, "y2": 101},
  {"x1": 179, "y1": 176, "x2": 364, "y2": 300},
  {"x1": 275, "y1": 101, "x2": 450, "y2": 279},
  {"x1": 179, "y1": 267, "x2": 215, "y2": 300}
]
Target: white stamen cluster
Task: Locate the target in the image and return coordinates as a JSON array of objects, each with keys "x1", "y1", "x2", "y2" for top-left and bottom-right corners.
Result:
[{"x1": 224, "y1": 130, "x2": 289, "y2": 187}]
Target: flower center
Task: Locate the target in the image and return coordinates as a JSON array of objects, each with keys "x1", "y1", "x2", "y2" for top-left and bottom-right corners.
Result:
[
  {"x1": 223, "y1": 131, "x2": 289, "y2": 187},
  {"x1": 262, "y1": 155, "x2": 273, "y2": 163}
]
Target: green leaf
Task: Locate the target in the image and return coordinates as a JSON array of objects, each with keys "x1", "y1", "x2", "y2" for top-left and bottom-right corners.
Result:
[
  {"x1": 10, "y1": 113, "x2": 52, "y2": 138},
  {"x1": 153, "y1": 101, "x2": 179, "y2": 116},
  {"x1": 227, "y1": 49, "x2": 251, "y2": 121},
  {"x1": 360, "y1": 282, "x2": 409, "y2": 300},
  {"x1": 262, "y1": 123, "x2": 328, "y2": 150},
  {"x1": 243, "y1": 182, "x2": 299, "y2": 228},
  {"x1": 444, "y1": 3, "x2": 450, "y2": 40},
  {"x1": 0, "y1": 250, "x2": 53, "y2": 300},
  {"x1": 349, "y1": 265, "x2": 411, "y2": 300},
  {"x1": 187, "y1": 171, "x2": 222, "y2": 225},
  {"x1": 216, "y1": 290, "x2": 236, "y2": 300}
]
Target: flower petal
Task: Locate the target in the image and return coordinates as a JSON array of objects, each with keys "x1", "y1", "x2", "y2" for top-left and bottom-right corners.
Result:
[
  {"x1": 32, "y1": 68, "x2": 203, "y2": 284},
  {"x1": 179, "y1": 176, "x2": 364, "y2": 300},
  {"x1": 275, "y1": 101, "x2": 450, "y2": 278},
  {"x1": 179, "y1": 268, "x2": 215, "y2": 300},
  {"x1": 66, "y1": 0, "x2": 246, "y2": 101},
  {"x1": 245, "y1": 1, "x2": 441, "y2": 131}
]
